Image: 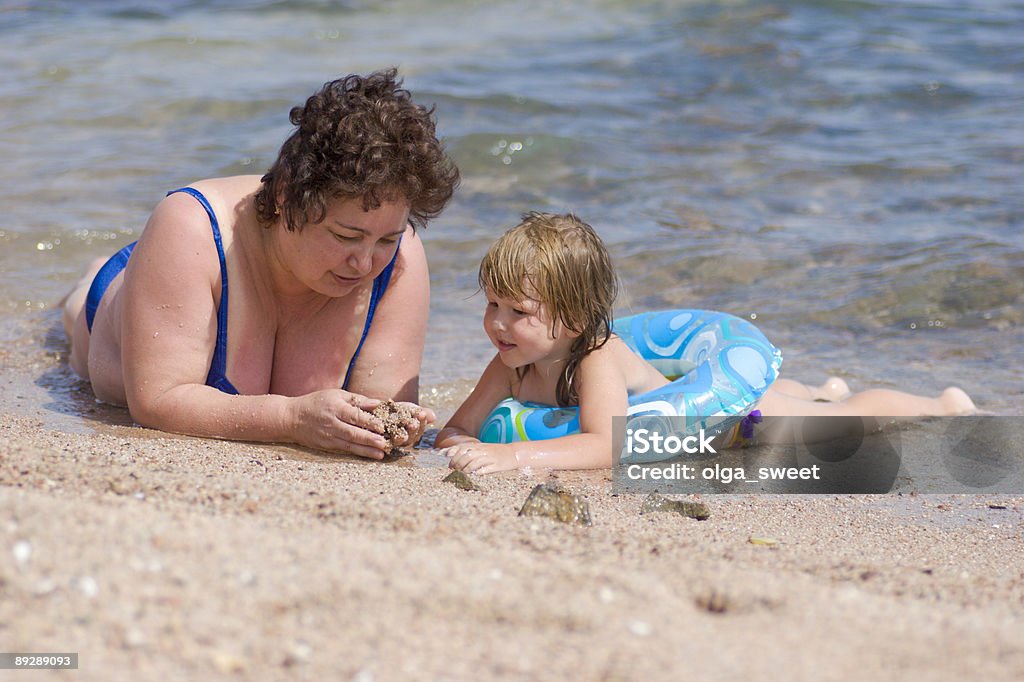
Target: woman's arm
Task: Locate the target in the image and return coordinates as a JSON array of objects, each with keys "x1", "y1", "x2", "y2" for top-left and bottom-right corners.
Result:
[
  {"x1": 445, "y1": 347, "x2": 630, "y2": 473},
  {"x1": 118, "y1": 193, "x2": 390, "y2": 458}
]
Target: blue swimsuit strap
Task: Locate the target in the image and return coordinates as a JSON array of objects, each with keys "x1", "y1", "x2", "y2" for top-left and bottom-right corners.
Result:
[
  {"x1": 165, "y1": 187, "x2": 237, "y2": 394},
  {"x1": 85, "y1": 241, "x2": 136, "y2": 332},
  {"x1": 342, "y1": 235, "x2": 403, "y2": 390}
]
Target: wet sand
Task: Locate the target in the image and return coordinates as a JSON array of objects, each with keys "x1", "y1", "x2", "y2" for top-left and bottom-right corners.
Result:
[{"x1": 2, "y1": 394, "x2": 1023, "y2": 681}]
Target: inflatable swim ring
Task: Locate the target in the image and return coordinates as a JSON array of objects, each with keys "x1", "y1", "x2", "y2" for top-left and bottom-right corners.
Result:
[{"x1": 477, "y1": 309, "x2": 783, "y2": 448}]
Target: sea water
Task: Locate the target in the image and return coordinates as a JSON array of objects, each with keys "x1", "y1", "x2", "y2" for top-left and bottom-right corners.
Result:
[{"x1": 1, "y1": 0, "x2": 1021, "y2": 430}]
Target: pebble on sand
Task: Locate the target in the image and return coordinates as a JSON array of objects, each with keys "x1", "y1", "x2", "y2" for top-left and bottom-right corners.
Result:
[
  {"x1": 518, "y1": 483, "x2": 592, "y2": 527},
  {"x1": 442, "y1": 470, "x2": 484, "y2": 492},
  {"x1": 640, "y1": 493, "x2": 711, "y2": 521}
]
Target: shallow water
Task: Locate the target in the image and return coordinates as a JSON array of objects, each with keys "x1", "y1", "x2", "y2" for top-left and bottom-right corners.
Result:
[{"x1": 1, "y1": 0, "x2": 1022, "y2": 432}]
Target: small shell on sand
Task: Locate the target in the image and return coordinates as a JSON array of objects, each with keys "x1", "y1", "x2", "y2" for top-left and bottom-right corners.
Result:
[{"x1": 748, "y1": 536, "x2": 779, "y2": 547}]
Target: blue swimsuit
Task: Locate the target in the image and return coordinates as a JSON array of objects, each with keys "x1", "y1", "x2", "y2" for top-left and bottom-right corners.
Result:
[{"x1": 84, "y1": 187, "x2": 400, "y2": 393}]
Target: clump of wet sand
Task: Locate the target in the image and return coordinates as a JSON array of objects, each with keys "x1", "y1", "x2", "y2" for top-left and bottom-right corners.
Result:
[{"x1": 372, "y1": 399, "x2": 413, "y2": 455}]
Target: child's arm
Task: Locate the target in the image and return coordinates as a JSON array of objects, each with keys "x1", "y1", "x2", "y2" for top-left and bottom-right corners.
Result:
[
  {"x1": 436, "y1": 355, "x2": 514, "y2": 447},
  {"x1": 445, "y1": 348, "x2": 629, "y2": 474}
]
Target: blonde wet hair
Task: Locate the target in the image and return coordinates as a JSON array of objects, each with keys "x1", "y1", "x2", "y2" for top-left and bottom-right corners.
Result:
[{"x1": 479, "y1": 212, "x2": 618, "y2": 406}]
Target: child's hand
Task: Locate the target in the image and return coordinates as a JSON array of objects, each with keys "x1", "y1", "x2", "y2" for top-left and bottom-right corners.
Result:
[{"x1": 445, "y1": 442, "x2": 519, "y2": 474}]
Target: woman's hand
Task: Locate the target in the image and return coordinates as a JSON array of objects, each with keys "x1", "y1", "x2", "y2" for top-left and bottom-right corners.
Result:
[
  {"x1": 445, "y1": 442, "x2": 519, "y2": 474},
  {"x1": 288, "y1": 389, "x2": 391, "y2": 458}
]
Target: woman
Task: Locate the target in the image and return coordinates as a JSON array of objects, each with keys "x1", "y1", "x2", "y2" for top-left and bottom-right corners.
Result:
[{"x1": 62, "y1": 69, "x2": 460, "y2": 459}]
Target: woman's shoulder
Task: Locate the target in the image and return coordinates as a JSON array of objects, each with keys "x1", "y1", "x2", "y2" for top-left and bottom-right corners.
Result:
[
  {"x1": 144, "y1": 176, "x2": 259, "y2": 240},
  {"x1": 393, "y1": 223, "x2": 427, "y2": 268},
  {"x1": 132, "y1": 178, "x2": 252, "y2": 275},
  {"x1": 184, "y1": 175, "x2": 263, "y2": 196},
  {"x1": 165, "y1": 176, "x2": 261, "y2": 219},
  {"x1": 376, "y1": 225, "x2": 428, "y2": 300}
]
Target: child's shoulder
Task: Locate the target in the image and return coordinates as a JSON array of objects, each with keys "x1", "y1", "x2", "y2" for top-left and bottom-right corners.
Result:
[
  {"x1": 596, "y1": 333, "x2": 634, "y2": 356},
  {"x1": 580, "y1": 333, "x2": 667, "y2": 395},
  {"x1": 483, "y1": 352, "x2": 517, "y2": 386},
  {"x1": 579, "y1": 334, "x2": 635, "y2": 371}
]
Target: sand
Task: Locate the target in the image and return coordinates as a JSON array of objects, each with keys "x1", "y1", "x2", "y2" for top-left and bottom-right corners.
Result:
[
  {"x1": 1, "y1": 347, "x2": 1022, "y2": 682},
  {"x1": 2, "y1": 407, "x2": 1023, "y2": 682}
]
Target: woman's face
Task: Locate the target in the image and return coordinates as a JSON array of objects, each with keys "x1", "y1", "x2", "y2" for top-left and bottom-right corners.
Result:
[{"x1": 280, "y1": 196, "x2": 410, "y2": 297}]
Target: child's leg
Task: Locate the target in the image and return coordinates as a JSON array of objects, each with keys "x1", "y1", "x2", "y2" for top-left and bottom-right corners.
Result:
[
  {"x1": 749, "y1": 384, "x2": 976, "y2": 446},
  {"x1": 759, "y1": 384, "x2": 976, "y2": 417},
  {"x1": 771, "y1": 377, "x2": 850, "y2": 402}
]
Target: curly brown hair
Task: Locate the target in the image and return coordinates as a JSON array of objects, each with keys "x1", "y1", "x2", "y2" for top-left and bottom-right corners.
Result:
[
  {"x1": 479, "y1": 212, "x2": 619, "y2": 406},
  {"x1": 254, "y1": 68, "x2": 459, "y2": 231}
]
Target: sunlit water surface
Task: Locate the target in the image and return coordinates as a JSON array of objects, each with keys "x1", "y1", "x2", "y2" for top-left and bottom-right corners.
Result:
[{"x1": 1, "y1": 0, "x2": 1021, "y2": 440}]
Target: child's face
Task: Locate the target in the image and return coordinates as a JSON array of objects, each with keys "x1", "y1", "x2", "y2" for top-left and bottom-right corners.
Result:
[{"x1": 483, "y1": 288, "x2": 577, "y2": 370}]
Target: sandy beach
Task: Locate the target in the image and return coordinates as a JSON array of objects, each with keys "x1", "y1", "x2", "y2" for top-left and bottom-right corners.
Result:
[{"x1": 2, "y1": 383, "x2": 1023, "y2": 681}]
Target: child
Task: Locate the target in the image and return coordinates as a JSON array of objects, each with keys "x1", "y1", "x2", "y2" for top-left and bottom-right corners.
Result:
[{"x1": 436, "y1": 212, "x2": 976, "y2": 474}]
